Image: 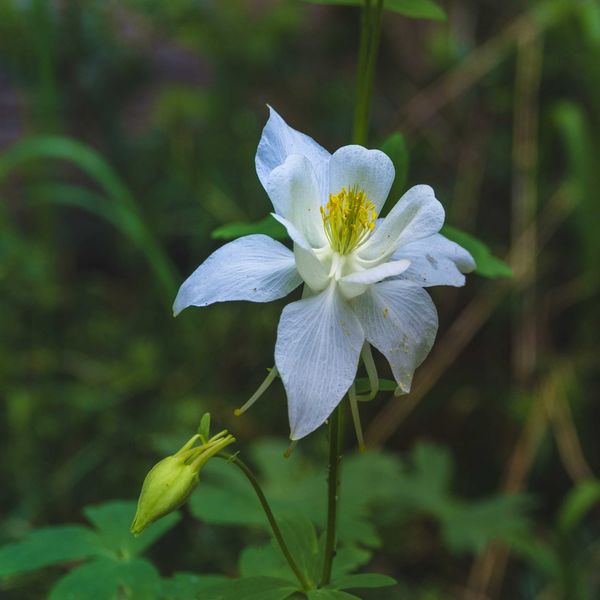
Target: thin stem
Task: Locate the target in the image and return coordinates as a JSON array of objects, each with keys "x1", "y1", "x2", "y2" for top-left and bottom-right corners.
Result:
[
  {"x1": 320, "y1": 403, "x2": 344, "y2": 586},
  {"x1": 348, "y1": 384, "x2": 366, "y2": 453},
  {"x1": 356, "y1": 342, "x2": 379, "y2": 402},
  {"x1": 318, "y1": 0, "x2": 384, "y2": 586},
  {"x1": 234, "y1": 366, "x2": 278, "y2": 416},
  {"x1": 352, "y1": 0, "x2": 371, "y2": 143},
  {"x1": 352, "y1": 0, "x2": 384, "y2": 145},
  {"x1": 216, "y1": 452, "x2": 310, "y2": 591}
]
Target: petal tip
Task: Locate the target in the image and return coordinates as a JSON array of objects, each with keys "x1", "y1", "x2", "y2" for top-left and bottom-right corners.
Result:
[{"x1": 172, "y1": 293, "x2": 187, "y2": 317}]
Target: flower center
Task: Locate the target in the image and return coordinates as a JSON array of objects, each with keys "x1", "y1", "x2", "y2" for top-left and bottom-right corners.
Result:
[{"x1": 320, "y1": 186, "x2": 377, "y2": 255}]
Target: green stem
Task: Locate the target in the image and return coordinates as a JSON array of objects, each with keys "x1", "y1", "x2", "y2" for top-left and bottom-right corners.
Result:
[
  {"x1": 352, "y1": 0, "x2": 371, "y2": 143},
  {"x1": 318, "y1": 1, "x2": 385, "y2": 585},
  {"x1": 216, "y1": 453, "x2": 310, "y2": 591},
  {"x1": 352, "y1": 0, "x2": 385, "y2": 145},
  {"x1": 320, "y1": 403, "x2": 344, "y2": 586}
]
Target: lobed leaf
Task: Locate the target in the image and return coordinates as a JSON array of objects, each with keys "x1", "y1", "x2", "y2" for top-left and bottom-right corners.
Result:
[
  {"x1": 330, "y1": 572, "x2": 397, "y2": 589},
  {"x1": 278, "y1": 515, "x2": 322, "y2": 587},
  {"x1": 0, "y1": 526, "x2": 101, "y2": 579},
  {"x1": 307, "y1": 590, "x2": 361, "y2": 600},
  {"x1": 160, "y1": 572, "x2": 230, "y2": 600},
  {"x1": 440, "y1": 495, "x2": 532, "y2": 553},
  {"x1": 190, "y1": 439, "x2": 397, "y2": 547},
  {"x1": 48, "y1": 557, "x2": 160, "y2": 600},
  {"x1": 201, "y1": 576, "x2": 298, "y2": 600},
  {"x1": 239, "y1": 544, "x2": 296, "y2": 582},
  {"x1": 84, "y1": 500, "x2": 180, "y2": 556},
  {"x1": 239, "y1": 538, "x2": 371, "y2": 584}
]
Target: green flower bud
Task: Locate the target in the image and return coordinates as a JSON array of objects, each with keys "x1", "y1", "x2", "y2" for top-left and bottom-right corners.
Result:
[{"x1": 131, "y1": 430, "x2": 235, "y2": 535}]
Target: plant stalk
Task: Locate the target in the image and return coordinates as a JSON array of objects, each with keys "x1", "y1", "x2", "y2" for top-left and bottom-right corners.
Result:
[
  {"x1": 319, "y1": 0, "x2": 384, "y2": 586},
  {"x1": 352, "y1": 0, "x2": 385, "y2": 145},
  {"x1": 217, "y1": 453, "x2": 310, "y2": 591},
  {"x1": 320, "y1": 403, "x2": 344, "y2": 586}
]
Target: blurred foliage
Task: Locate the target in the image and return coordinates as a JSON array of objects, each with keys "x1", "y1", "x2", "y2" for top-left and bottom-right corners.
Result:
[
  {"x1": 0, "y1": 0, "x2": 599, "y2": 598},
  {"x1": 189, "y1": 440, "x2": 530, "y2": 553},
  {"x1": 0, "y1": 441, "x2": 531, "y2": 598},
  {"x1": 0, "y1": 501, "x2": 187, "y2": 599},
  {"x1": 305, "y1": 0, "x2": 447, "y2": 22}
]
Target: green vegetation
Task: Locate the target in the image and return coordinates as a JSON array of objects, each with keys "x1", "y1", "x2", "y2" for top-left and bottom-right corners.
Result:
[{"x1": 1, "y1": 0, "x2": 598, "y2": 598}]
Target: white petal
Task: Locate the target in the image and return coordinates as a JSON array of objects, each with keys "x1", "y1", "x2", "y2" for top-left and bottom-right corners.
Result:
[
  {"x1": 265, "y1": 154, "x2": 327, "y2": 247},
  {"x1": 328, "y1": 145, "x2": 395, "y2": 214},
  {"x1": 270, "y1": 213, "x2": 331, "y2": 292},
  {"x1": 351, "y1": 280, "x2": 438, "y2": 394},
  {"x1": 271, "y1": 213, "x2": 313, "y2": 251},
  {"x1": 294, "y1": 245, "x2": 331, "y2": 293},
  {"x1": 256, "y1": 106, "x2": 330, "y2": 200},
  {"x1": 358, "y1": 185, "x2": 445, "y2": 263},
  {"x1": 338, "y1": 259, "x2": 410, "y2": 299},
  {"x1": 173, "y1": 235, "x2": 302, "y2": 315},
  {"x1": 275, "y1": 284, "x2": 364, "y2": 440},
  {"x1": 392, "y1": 233, "x2": 475, "y2": 287}
]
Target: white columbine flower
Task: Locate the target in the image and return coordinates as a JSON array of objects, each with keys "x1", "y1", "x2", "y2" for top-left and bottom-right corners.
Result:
[{"x1": 174, "y1": 107, "x2": 475, "y2": 441}]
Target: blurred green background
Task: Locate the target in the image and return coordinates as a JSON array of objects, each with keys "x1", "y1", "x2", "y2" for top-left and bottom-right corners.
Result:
[{"x1": 0, "y1": 0, "x2": 599, "y2": 598}]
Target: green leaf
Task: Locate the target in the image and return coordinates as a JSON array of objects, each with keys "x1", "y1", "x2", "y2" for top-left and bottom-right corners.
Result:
[
  {"x1": 49, "y1": 557, "x2": 160, "y2": 600},
  {"x1": 83, "y1": 500, "x2": 180, "y2": 556},
  {"x1": 239, "y1": 544, "x2": 295, "y2": 582},
  {"x1": 304, "y1": 0, "x2": 446, "y2": 21},
  {"x1": 239, "y1": 539, "x2": 371, "y2": 584},
  {"x1": 0, "y1": 525, "x2": 101, "y2": 579},
  {"x1": 331, "y1": 545, "x2": 372, "y2": 579},
  {"x1": 558, "y1": 479, "x2": 600, "y2": 534},
  {"x1": 307, "y1": 590, "x2": 361, "y2": 600},
  {"x1": 0, "y1": 501, "x2": 180, "y2": 583},
  {"x1": 191, "y1": 440, "x2": 402, "y2": 548},
  {"x1": 442, "y1": 225, "x2": 513, "y2": 279},
  {"x1": 161, "y1": 572, "x2": 230, "y2": 600},
  {"x1": 202, "y1": 576, "x2": 298, "y2": 600},
  {"x1": 189, "y1": 460, "x2": 265, "y2": 526},
  {"x1": 379, "y1": 133, "x2": 409, "y2": 207},
  {"x1": 354, "y1": 377, "x2": 397, "y2": 395},
  {"x1": 211, "y1": 215, "x2": 287, "y2": 241},
  {"x1": 412, "y1": 442, "x2": 453, "y2": 497},
  {"x1": 330, "y1": 573, "x2": 397, "y2": 590},
  {"x1": 441, "y1": 495, "x2": 531, "y2": 553},
  {"x1": 278, "y1": 515, "x2": 322, "y2": 587},
  {"x1": 375, "y1": 443, "x2": 532, "y2": 554}
]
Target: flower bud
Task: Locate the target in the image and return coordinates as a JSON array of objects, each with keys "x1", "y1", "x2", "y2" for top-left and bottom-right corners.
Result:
[{"x1": 131, "y1": 430, "x2": 235, "y2": 535}]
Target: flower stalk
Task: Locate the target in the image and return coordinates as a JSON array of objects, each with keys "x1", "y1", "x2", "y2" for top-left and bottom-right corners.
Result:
[
  {"x1": 320, "y1": 402, "x2": 345, "y2": 586},
  {"x1": 172, "y1": 0, "x2": 475, "y2": 587},
  {"x1": 353, "y1": 0, "x2": 385, "y2": 146},
  {"x1": 321, "y1": 0, "x2": 385, "y2": 585},
  {"x1": 216, "y1": 452, "x2": 311, "y2": 591}
]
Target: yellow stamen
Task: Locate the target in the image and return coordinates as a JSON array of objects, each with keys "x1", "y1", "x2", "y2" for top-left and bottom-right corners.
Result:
[{"x1": 320, "y1": 186, "x2": 377, "y2": 255}]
